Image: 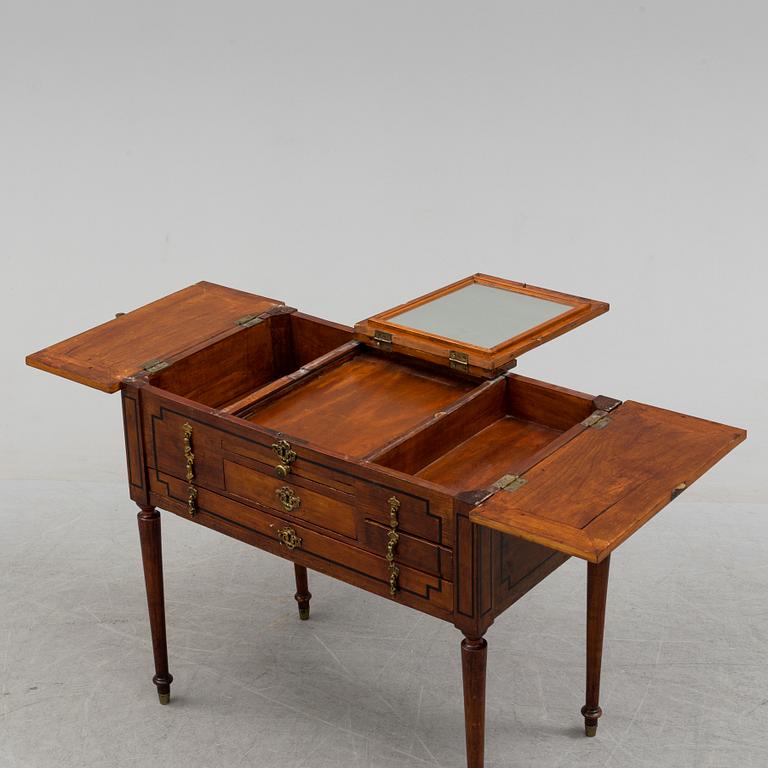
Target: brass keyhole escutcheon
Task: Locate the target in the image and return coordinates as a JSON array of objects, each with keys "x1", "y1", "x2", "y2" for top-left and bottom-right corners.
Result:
[
  {"x1": 272, "y1": 439, "x2": 297, "y2": 478},
  {"x1": 276, "y1": 526, "x2": 302, "y2": 550},
  {"x1": 275, "y1": 485, "x2": 301, "y2": 512}
]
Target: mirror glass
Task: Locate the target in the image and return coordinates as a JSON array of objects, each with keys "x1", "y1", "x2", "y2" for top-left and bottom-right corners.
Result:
[{"x1": 388, "y1": 283, "x2": 571, "y2": 349}]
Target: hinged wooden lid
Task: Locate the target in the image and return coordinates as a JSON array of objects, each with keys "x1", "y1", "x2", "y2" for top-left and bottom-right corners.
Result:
[
  {"x1": 354, "y1": 274, "x2": 608, "y2": 378},
  {"x1": 470, "y1": 401, "x2": 746, "y2": 562},
  {"x1": 26, "y1": 281, "x2": 283, "y2": 393}
]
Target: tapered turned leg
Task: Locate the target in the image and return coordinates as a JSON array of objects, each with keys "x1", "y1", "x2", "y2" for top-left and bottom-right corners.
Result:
[
  {"x1": 461, "y1": 635, "x2": 488, "y2": 768},
  {"x1": 293, "y1": 564, "x2": 312, "y2": 620},
  {"x1": 137, "y1": 505, "x2": 173, "y2": 704},
  {"x1": 582, "y1": 555, "x2": 610, "y2": 736}
]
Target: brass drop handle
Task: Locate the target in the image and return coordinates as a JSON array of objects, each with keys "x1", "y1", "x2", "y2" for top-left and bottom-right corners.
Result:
[
  {"x1": 275, "y1": 485, "x2": 301, "y2": 512},
  {"x1": 272, "y1": 439, "x2": 297, "y2": 478},
  {"x1": 386, "y1": 496, "x2": 401, "y2": 595},
  {"x1": 182, "y1": 422, "x2": 197, "y2": 516},
  {"x1": 276, "y1": 526, "x2": 302, "y2": 550}
]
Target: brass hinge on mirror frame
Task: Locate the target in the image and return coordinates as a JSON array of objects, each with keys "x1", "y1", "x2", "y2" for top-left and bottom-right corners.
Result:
[
  {"x1": 581, "y1": 410, "x2": 612, "y2": 429},
  {"x1": 373, "y1": 330, "x2": 393, "y2": 351},
  {"x1": 235, "y1": 313, "x2": 264, "y2": 328},
  {"x1": 142, "y1": 359, "x2": 170, "y2": 374},
  {"x1": 493, "y1": 473, "x2": 528, "y2": 493},
  {"x1": 449, "y1": 351, "x2": 469, "y2": 373}
]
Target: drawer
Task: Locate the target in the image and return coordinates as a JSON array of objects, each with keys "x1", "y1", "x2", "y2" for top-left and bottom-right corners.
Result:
[
  {"x1": 222, "y1": 458, "x2": 357, "y2": 539},
  {"x1": 149, "y1": 471, "x2": 454, "y2": 618},
  {"x1": 220, "y1": 433, "x2": 354, "y2": 495}
]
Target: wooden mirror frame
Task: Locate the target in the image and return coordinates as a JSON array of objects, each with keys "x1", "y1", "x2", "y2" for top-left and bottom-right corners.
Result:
[{"x1": 354, "y1": 274, "x2": 609, "y2": 378}]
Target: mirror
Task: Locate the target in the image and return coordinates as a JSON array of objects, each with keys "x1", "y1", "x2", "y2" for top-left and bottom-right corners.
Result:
[{"x1": 388, "y1": 282, "x2": 571, "y2": 349}]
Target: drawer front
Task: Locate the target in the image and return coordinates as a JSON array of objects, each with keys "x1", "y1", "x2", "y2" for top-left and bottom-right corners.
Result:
[
  {"x1": 143, "y1": 401, "x2": 452, "y2": 581},
  {"x1": 223, "y1": 459, "x2": 358, "y2": 538},
  {"x1": 149, "y1": 471, "x2": 454, "y2": 619}
]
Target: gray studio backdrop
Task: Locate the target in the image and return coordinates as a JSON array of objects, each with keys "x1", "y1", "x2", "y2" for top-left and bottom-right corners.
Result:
[{"x1": 2, "y1": 2, "x2": 761, "y2": 498}]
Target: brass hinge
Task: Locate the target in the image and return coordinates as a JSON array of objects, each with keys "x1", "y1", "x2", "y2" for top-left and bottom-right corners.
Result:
[
  {"x1": 235, "y1": 313, "x2": 264, "y2": 328},
  {"x1": 141, "y1": 359, "x2": 170, "y2": 374},
  {"x1": 493, "y1": 473, "x2": 528, "y2": 493},
  {"x1": 373, "y1": 330, "x2": 393, "y2": 351},
  {"x1": 581, "y1": 409, "x2": 611, "y2": 429},
  {"x1": 449, "y1": 351, "x2": 469, "y2": 373}
]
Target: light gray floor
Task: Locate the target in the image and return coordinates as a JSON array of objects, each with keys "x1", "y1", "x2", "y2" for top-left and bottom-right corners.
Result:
[{"x1": 1, "y1": 479, "x2": 766, "y2": 768}]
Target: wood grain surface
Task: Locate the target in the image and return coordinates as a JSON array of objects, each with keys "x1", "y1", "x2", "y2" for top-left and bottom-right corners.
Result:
[
  {"x1": 26, "y1": 282, "x2": 282, "y2": 392},
  {"x1": 470, "y1": 401, "x2": 746, "y2": 561}
]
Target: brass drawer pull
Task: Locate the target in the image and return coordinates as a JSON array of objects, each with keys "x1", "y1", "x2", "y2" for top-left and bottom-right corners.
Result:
[
  {"x1": 272, "y1": 438, "x2": 297, "y2": 478},
  {"x1": 277, "y1": 526, "x2": 302, "y2": 550},
  {"x1": 386, "y1": 496, "x2": 401, "y2": 595},
  {"x1": 275, "y1": 485, "x2": 301, "y2": 512},
  {"x1": 182, "y1": 422, "x2": 197, "y2": 516}
]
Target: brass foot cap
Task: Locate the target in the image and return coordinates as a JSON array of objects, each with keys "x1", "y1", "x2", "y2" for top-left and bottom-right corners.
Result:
[
  {"x1": 299, "y1": 607, "x2": 310, "y2": 621},
  {"x1": 158, "y1": 692, "x2": 170, "y2": 705},
  {"x1": 585, "y1": 724, "x2": 597, "y2": 737}
]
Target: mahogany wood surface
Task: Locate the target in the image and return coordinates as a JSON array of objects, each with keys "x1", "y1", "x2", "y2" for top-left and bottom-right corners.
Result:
[
  {"x1": 417, "y1": 416, "x2": 562, "y2": 492},
  {"x1": 137, "y1": 506, "x2": 173, "y2": 703},
  {"x1": 461, "y1": 635, "x2": 488, "y2": 768},
  {"x1": 26, "y1": 282, "x2": 282, "y2": 393},
  {"x1": 244, "y1": 351, "x2": 475, "y2": 458},
  {"x1": 582, "y1": 556, "x2": 610, "y2": 736},
  {"x1": 470, "y1": 401, "x2": 746, "y2": 562}
]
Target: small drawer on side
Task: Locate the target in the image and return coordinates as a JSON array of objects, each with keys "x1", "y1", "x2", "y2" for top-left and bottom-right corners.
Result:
[{"x1": 223, "y1": 459, "x2": 357, "y2": 540}]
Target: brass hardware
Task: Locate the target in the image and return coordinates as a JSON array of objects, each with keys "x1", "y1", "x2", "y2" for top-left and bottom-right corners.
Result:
[
  {"x1": 373, "y1": 330, "x2": 393, "y2": 351},
  {"x1": 671, "y1": 481, "x2": 687, "y2": 499},
  {"x1": 187, "y1": 485, "x2": 198, "y2": 516},
  {"x1": 142, "y1": 359, "x2": 170, "y2": 374},
  {"x1": 182, "y1": 422, "x2": 197, "y2": 516},
  {"x1": 386, "y1": 496, "x2": 401, "y2": 596},
  {"x1": 275, "y1": 486, "x2": 301, "y2": 512},
  {"x1": 158, "y1": 692, "x2": 170, "y2": 705},
  {"x1": 494, "y1": 473, "x2": 527, "y2": 493},
  {"x1": 272, "y1": 439, "x2": 297, "y2": 478},
  {"x1": 449, "y1": 351, "x2": 469, "y2": 373},
  {"x1": 581, "y1": 410, "x2": 611, "y2": 429},
  {"x1": 235, "y1": 313, "x2": 264, "y2": 328},
  {"x1": 276, "y1": 526, "x2": 303, "y2": 550}
]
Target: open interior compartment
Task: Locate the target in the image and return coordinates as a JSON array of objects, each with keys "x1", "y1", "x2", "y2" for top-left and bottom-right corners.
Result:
[
  {"x1": 149, "y1": 311, "x2": 351, "y2": 409},
  {"x1": 237, "y1": 349, "x2": 477, "y2": 458},
  {"x1": 368, "y1": 374, "x2": 597, "y2": 492}
]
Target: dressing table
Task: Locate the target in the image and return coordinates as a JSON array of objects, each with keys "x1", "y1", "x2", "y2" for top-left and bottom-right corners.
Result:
[{"x1": 26, "y1": 274, "x2": 745, "y2": 768}]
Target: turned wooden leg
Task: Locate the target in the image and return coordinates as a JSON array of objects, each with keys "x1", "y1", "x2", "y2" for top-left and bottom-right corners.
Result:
[
  {"x1": 461, "y1": 635, "x2": 487, "y2": 768},
  {"x1": 137, "y1": 505, "x2": 173, "y2": 704},
  {"x1": 293, "y1": 564, "x2": 312, "y2": 620},
  {"x1": 582, "y1": 555, "x2": 610, "y2": 736}
]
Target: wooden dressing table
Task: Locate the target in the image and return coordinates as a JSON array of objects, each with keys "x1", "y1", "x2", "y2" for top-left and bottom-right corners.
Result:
[{"x1": 26, "y1": 274, "x2": 745, "y2": 768}]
